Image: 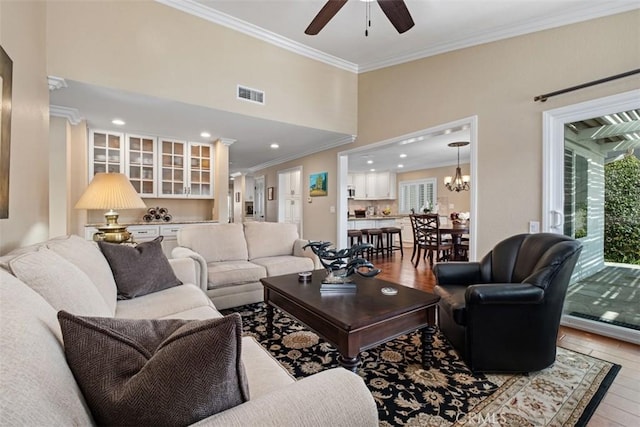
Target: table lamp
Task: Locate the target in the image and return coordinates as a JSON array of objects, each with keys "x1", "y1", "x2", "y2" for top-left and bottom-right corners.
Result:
[{"x1": 75, "y1": 172, "x2": 146, "y2": 243}]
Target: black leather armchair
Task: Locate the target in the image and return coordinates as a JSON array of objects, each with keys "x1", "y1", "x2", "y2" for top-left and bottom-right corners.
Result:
[{"x1": 433, "y1": 233, "x2": 582, "y2": 373}]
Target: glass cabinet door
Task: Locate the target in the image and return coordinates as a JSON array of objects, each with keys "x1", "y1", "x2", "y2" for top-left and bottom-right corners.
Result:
[
  {"x1": 188, "y1": 143, "x2": 213, "y2": 198},
  {"x1": 160, "y1": 138, "x2": 187, "y2": 198},
  {"x1": 90, "y1": 130, "x2": 123, "y2": 177},
  {"x1": 126, "y1": 134, "x2": 157, "y2": 197}
]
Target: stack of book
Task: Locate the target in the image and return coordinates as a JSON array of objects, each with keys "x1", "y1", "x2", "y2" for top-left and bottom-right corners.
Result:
[{"x1": 320, "y1": 282, "x2": 356, "y2": 293}]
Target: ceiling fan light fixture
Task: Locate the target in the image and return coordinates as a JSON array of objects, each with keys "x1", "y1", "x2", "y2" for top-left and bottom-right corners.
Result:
[{"x1": 305, "y1": 0, "x2": 414, "y2": 36}]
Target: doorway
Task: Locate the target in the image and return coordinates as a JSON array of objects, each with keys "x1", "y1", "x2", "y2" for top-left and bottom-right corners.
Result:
[
  {"x1": 277, "y1": 166, "x2": 303, "y2": 236},
  {"x1": 254, "y1": 175, "x2": 265, "y2": 222},
  {"x1": 337, "y1": 116, "x2": 478, "y2": 259},
  {"x1": 543, "y1": 89, "x2": 640, "y2": 344}
]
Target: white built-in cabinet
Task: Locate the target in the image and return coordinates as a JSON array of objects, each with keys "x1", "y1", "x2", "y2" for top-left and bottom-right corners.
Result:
[
  {"x1": 348, "y1": 171, "x2": 396, "y2": 200},
  {"x1": 89, "y1": 130, "x2": 214, "y2": 199},
  {"x1": 159, "y1": 138, "x2": 213, "y2": 198},
  {"x1": 89, "y1": 130, "x2": 124, "y2": 175},
  {"x1": 84, "y1": 222, "x2": 215, "y2": 257},
  {"x1": 280, "y1": 169, "x2": 302, "y2": 197},
  {"x1": 126, "y1": 134, "x2": 157, "y2": 197}
]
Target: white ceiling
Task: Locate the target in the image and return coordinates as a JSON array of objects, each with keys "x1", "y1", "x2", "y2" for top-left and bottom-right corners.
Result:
[{"x1": 49, "y1": 0, "x2": 638, "y2": 176}]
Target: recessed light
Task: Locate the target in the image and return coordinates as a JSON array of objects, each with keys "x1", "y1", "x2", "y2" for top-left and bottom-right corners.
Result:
[
  {"x1": 398, "y1": 164, "x2": 404, "y2": 168},
  {"x1": 370, "y1": 168, "x2": 375, "y2": 172},
  {"x1": 367, "y1": 160, "x2": 373, "y2": 164},
  {"x1": 270, "y1": 143, "x2": 279, "y2": 149},
  {"x1": 111, "y1": 119, "x2": 125, "y2": 126},
  {"x1": 399, "y1": 153, "x2": 407, "y2": 158},
  {"x1": 200, "y1": 132, "x2": 211, "y2": 138}
]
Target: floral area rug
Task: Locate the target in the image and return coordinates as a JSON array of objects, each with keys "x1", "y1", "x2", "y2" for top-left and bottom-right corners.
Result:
[{"x1": 223, "y1": 303, "x2": 620, "y2": 426}]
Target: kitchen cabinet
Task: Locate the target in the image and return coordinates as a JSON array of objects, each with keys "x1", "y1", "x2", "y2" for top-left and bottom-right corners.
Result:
[
  {"x1": 89, "y1": 130, "x2": 214, "y2": 199},
  {"x1": 348, "y1": 218, "x2": 398, "y2": 229},
  {"x1": 89, "y1": 130, "x2": 124, "y2": 176},
  {"x1": 348, "y1": 171, "x2": 396, "y2": 200},
  {"x1": 159, "y1": 138, "x2": 214, "y2": 198},
  {"x1": 84, "y1": 222, "x2": 216, "y2": 257},
  {"x1": 281, "y1": 169, "x2": 302, "y2": 197},
  {"x1": 351, "y1": 173, "x2": 367, "y2": 199},
  {"x1": 126, "y1": 134, "x2": 157, "y2": 197}
]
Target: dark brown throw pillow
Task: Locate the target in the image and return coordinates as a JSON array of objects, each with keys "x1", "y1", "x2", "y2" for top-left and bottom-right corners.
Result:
[
  {"x1": 98, "y1": 236, "x2": 182, "y2": 299},
  {"x1": 57, "y1": 311, "x2": 250, "y2": 427}
]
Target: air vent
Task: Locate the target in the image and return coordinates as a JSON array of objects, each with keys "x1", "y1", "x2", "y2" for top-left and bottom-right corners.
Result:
[{"x1": 237, "y1": 85, "x2": 265, "y2": 105}]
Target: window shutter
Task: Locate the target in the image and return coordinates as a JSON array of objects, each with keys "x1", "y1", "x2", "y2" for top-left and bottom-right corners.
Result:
[{"x1": 399, "y1": 179, "x2": 437, "y2": 213}]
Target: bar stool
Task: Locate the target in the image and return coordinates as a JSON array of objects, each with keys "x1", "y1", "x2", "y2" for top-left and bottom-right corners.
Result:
[
  {"x1": 347, "y1": 229, "x2": 363, "y2": 247},
  {"x1": 380, "y1": 226, "x2": 403, "y2": 257},
  {"x1": 360, "y1": 228, "x2": 384, "y2": 258}
]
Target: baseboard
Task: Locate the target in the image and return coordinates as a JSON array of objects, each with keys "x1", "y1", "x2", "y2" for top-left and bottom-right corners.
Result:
[{"x1": 561, "y1": 314, "x2": 640, "y2": 345}]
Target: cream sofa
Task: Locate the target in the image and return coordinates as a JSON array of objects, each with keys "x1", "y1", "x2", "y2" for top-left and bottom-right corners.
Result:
[
  {"x1": 173, "y1": 222, "x2": 322, "y2": 309},
  {"x1": 0, "y1": 235, "x2": 378, "y2": 426}
]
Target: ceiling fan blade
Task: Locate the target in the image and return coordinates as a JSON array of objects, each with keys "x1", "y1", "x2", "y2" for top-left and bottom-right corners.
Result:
[
  {"x1": 377, "y1": 0, "x2": 415, "y2": 34},
  {"x1": 305, "y1": 0, "x2": 349, "y2": 35}
]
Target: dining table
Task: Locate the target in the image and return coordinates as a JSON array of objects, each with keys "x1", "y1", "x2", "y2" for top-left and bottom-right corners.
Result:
[{"x1": 439, "y1": 222, "x2": 469, "y2": 261}]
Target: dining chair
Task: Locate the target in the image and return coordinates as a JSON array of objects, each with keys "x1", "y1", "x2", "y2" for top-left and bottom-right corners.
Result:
[
  {"x1": 413, "y1": 214, "x2": 453, "y2": 267},
  {"x1": 408, "y1": 214, "x2": 422, "y2": 263}
]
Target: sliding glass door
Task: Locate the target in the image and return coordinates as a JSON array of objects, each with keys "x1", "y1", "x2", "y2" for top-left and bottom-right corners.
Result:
[{"x1": 543, "y1": 90, "x2": 640, "y2": 344}]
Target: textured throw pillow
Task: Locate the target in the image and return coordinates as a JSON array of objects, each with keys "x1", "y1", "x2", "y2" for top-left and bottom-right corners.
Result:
[
  {"x1": 57, "y1": 311, "x2": 250, "y2": 426},
  {"x1": 98, "y1": 236, "x2": 182, "y2": 299}
]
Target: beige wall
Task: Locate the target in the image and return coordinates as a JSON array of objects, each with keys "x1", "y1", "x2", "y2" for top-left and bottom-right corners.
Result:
[
  {"x1": 46, "y1": 0, "x2": 357, "y2": 232},
  {"x1": 68, "y1": 121, "x2": 88, "y2": 236},
  {"x1": 357, "y1": 11, "x2": 639, "y2": 256},
  {"x1": 45, "y1": 0, "x2": 357, "y2": 135},
  {"x1": 397, "y1": 164, "x2": 471, "y2": 216},
  {"x1": 0, "y1": 1, "x2": 49, "y2": 254},
  {"x1": 257, "y1": 11, "x2": 639, "y2": 255},
  {"x1": 258, "y1": 147, "x2": 338, "y2": 241},
  {"x1": 49, "y1": 117, "x2": 69, "y2": 237},
  {"x1": 3, "y1": 5, "x2": 638, "y2": 256}
]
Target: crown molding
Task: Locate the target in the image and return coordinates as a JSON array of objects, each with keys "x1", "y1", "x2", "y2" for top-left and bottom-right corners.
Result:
[
  {"x1": 218, "y1": 137, "x2": 236, "y2": 146},
  {"x1": 344, "y1": 3, "x2": 640, "y2": 72},
  {"x1": 247, "y1": 135, "x2": 355, "y2": 173},
  {"x1": 158, "y1": 0, "x2": 638, "y2": 74},
  {"x1": 49, "y1": 105, "x2": 83, "y2": 125},
  {"x1": 48, "y1": 76, "x2": 67, "y2": 91},
  {"x1": 156, "y1": 0, "x2": 358, "y2": 73}
]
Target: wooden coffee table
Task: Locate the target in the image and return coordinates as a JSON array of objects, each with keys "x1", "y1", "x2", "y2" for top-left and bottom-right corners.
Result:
[{"x1": 261, "y1": 270, "x2": 440, "y2": 372}]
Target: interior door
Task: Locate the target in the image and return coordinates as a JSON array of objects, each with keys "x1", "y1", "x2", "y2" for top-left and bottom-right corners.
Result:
[
  {"x1": 254, "y1": 175, "x2": 265, "y2": 222},
  {"x1": 277, "y1": 167, "x2": 303, "y2": 236}
]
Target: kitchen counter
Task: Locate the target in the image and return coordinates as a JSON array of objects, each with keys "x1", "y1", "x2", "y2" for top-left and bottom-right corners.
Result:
[
  {"x1": 86, "y1": 220, "x2": 219, "y2": 227},
  {"x1": 348, "y1": 215, "x2": 404, "y2": 220}
]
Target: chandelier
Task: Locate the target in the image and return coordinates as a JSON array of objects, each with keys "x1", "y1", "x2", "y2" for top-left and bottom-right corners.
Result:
[{"x1": 444, "y1": 141, "x2": 470, "y2": 192}]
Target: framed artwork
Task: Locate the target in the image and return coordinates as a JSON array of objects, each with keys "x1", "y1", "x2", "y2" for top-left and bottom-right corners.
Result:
[
  {"x1": 267, "y1": 186, "x2": 275, "y2": 201},
  {"x1": 0, "y1": 45, "x2": 13, "y2": 219},
  {"x1": 235, "y1": 192, "x2": 240, "y2": 203},
  {"x1": 309, "y1": 172, "x2": 328, "y2": 197}
]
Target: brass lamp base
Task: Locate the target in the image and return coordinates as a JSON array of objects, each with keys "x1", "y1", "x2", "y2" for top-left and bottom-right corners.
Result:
[
  {"x1": 92, "y1": 209, "x2": 133, "y2": 244},
  {"x1": 92, "y1": 227, "x2": 132, "y2": 244}
]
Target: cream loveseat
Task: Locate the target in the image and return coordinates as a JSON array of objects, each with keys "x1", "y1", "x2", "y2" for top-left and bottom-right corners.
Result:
[
  {"x1": 0, "y1": 235, "x2": 378, "y2": 426},
  {"x1": 173, "y1": 222, "x2": 322, "y2": 309}
]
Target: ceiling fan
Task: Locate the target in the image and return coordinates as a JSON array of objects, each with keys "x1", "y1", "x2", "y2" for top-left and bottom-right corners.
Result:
[{"x1": 305, "y1": 0, "x2": 415, "y2": 35}]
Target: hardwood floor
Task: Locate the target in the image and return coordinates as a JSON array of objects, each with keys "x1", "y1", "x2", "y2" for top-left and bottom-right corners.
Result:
[{"x1": 373, "y1": 251, "x2": 640, "y2": 426}]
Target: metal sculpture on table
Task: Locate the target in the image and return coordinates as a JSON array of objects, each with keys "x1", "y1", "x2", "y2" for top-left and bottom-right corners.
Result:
[{"x1": 303, "y1": 241, "x2": 381, "y2": 284}]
